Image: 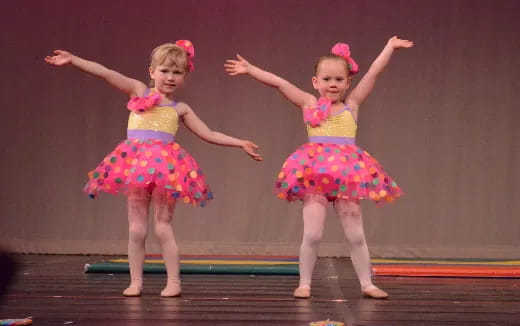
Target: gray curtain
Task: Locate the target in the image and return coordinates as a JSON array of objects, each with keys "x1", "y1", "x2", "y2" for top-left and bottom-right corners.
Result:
[{"x1": 1, "y1": 0, "x2": 518, "y2": 258}]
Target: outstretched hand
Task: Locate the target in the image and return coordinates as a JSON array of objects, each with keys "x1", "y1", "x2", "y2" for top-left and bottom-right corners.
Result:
[
  {"x1": 44, "y1": 50, "x2": 73, "y2": 66},
  {"x1": 241, "y1": 140, "x2": 262, "y2": 161},
  {"x1": 225, "y1": 54, "x2": 251, "y2": 75},
  {"x1": 388, "y1": 36, "x2": 414, "y2": 49}
]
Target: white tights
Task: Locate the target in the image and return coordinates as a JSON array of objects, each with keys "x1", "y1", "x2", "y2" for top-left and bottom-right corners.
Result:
[
  {"x1": 127, "y1": 188, "x2": 180, "y2": 289},
  {"x1": 298, "y1": 194, "x2": 373, "y2": 289}
]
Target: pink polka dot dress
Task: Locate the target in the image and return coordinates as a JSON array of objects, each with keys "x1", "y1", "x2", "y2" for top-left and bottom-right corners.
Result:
[
  {"x1": 275, "y1": 98, "x2": 402, "y2": 204},
  {"x1": 84, "y1": 90, "x2": 212, "y2": 207}
]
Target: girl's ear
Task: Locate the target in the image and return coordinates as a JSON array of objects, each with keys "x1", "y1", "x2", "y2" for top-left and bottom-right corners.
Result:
[
  {"x1": 148, "y1": 66, "x2": 154, "y2": 79},
  {"x1": 346, "y1": 76, "x2": 352, "y2": 89},
  {"x1": 311, "y1": 76, "x2": 318, "y2": 90}
]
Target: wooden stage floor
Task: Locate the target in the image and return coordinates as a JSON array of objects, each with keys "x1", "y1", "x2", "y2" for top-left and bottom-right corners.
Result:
[{"x1": 1, "y1": 255, "x2": 519, "y2": 325}]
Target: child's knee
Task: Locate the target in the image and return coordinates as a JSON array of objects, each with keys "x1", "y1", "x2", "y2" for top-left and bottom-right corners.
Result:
[
  {"x1": 303, "y1": 230, "x2": 324, "y2": 246},
  {"x1": 128, "y1": 224, "x2": 147, "y2": 241},
  {"x1": 154, "y1": 222, "x2": 174, "y2": 242},
  {"x1": 345, "y1": 230, "x2": 366, "y2": 247}
]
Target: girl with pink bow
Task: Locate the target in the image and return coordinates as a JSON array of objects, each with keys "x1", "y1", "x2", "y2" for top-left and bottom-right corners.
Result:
[
  {"x1": 45, "y1": 41, "x2": 262, "y2": 297},
  {"x1": 226, "y1": 36, "x2": 413, "y2": 299}
]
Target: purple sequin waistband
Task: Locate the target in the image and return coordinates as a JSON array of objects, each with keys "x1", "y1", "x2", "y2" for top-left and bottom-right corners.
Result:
[
  {"x1": 308, "y1": 136, "x2": 356, "y2": 145},
  {"x1": 127, "y1": 129, "x2": 176, "y2": 142}
]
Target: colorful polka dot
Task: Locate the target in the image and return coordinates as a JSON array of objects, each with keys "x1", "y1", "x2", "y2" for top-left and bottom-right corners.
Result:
[{"x1": 84, "y1": 140, "x2": 213, "y2": 207}]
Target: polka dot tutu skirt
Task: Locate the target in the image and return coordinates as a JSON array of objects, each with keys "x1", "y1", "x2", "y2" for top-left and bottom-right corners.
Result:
[
  {"x1": 275, "y1": 142, "x2": 402, "y2": 203},
  {"x1": 84, "y1": 139, "x2": 212, "y2": 207}
]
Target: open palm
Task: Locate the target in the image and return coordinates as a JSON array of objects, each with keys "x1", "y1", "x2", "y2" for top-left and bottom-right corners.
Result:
[
  {"x1": 242, "y1": 140, "x2": 262, "y2": 161},
  {"x1": 389, "y1": 36, "x2": 414, "y2": 49},
  {"x1": 44, "y1": 50, "x2": 73, "y2": 66},
  {"x1": 225, "y1": 54, "x2": 250, "y2": 75}
]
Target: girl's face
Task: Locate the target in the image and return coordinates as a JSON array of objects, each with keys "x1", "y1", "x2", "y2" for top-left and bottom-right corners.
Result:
[
  {"x1": 312, "y1": 58, "x2": 351, "y2": 103},
  {"x1": 149, "y1": 64, "x2": 187, "y2": 95}
]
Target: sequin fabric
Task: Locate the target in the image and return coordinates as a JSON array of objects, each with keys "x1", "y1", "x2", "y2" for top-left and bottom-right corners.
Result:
[
  {"x1": 127, "y1": 105, "x2": 180, "y2": 135},
  {"x1": 307, "y1": 107, "x2": 357, "y2": 138}
]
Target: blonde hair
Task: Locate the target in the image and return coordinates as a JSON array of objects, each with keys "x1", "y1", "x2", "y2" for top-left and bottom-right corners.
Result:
[
  {"x1": 314, "y1": 54, "x2": 350, "y2": 76},
  {"x1": 149, "y1": 43, "x2": 188, "y2": 87}
]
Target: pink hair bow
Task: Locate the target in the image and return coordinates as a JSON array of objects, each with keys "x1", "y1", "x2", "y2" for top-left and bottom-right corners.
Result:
[
  {"x1": 175, "y1": 40, "x2": 195, "y2": 72},
  {"x1": 331, "y1": 43, "x2": 359, "y2": 75},
  {"x1": 303, "y1": 97, "x2": 332, "y2": 127},
  {"x1": 127, "y1": 92, "x2": 161, "y2": 113}
]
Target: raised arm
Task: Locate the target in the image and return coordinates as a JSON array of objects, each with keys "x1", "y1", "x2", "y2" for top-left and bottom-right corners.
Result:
[
  {"x1": 45, "y1": 50, "x2": 146, "y2": 97},
  {"x1": 178, "y1": 103, "x2": 262, "y2": 161},
  {"x1": 347, "y1": 37, "x2": 413, "y2": 110},
  {"x1": 225, "y1": 54, "x2": 316, "y2": 109}
]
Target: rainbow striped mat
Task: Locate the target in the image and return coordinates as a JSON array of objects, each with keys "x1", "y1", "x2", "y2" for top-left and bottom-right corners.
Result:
[
  {"x1": 372, "y1": 258, "x2": 520, "y2": 277},
  {"x1": 84, "y1": 256, "x2": 520, "y2": 277}
]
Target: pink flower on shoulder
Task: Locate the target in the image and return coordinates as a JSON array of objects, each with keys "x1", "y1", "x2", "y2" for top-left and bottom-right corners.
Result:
[
  {"x1": 303, "y1": 97, "x2": 332, "y2": 127},
  {"x1": 127, "y1": 92, "x2": 161, "y2": 113}
]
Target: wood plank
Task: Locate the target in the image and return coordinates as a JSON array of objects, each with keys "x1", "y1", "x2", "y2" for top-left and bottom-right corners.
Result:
[{"x1": 0, "y1": 255, "x2": 519, "y2": 326}]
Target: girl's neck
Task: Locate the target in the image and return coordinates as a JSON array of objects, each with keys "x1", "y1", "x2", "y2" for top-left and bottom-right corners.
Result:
[
  {"x1": 151, "y1": 88, "x2": 175, "y2": 103},
  {"x1": 329, "y1": 101, "x2": 346, "y2": 115},
  {"x1": 331, "y1": 101, "x2": 345, "y2": 108}
]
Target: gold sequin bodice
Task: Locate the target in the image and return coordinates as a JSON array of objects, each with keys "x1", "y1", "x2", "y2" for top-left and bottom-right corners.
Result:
[
  {"x1": 306, "y1": 108, "x2": 357, "y2": 138},
  {"x1": 127, "y1": 104, "x2": 179, "y2": 136}
]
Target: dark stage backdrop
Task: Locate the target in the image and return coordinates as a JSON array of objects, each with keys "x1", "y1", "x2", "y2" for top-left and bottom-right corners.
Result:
[{"x1": 1, "y1": 0, "x2": 518, "y2": 258}]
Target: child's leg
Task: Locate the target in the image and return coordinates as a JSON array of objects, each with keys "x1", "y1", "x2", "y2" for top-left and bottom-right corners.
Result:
[
  {"x1": 294, "y1": 194, "x2": 327, "y2": 298},
  {"x1": 151, "y1": 188, "x2": 181, "y2": 297},
  {"x1": 334, "y1": 199, "x2": 388, "y2": 299},
  {"x1": 124, "y1": 188, "x2": 151, "y2": 296}
]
